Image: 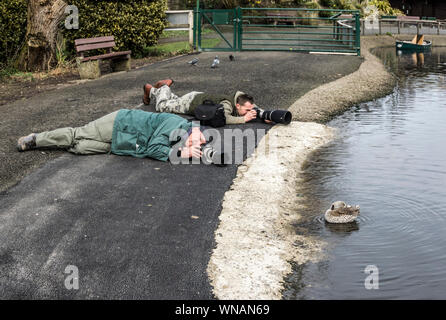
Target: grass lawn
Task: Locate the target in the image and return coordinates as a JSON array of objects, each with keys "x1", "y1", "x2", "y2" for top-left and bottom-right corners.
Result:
[
  {"x1": 144, "y1": 38, "x2": 221, "y2": 56},
  {"x1": 160, "y1": 28, "x2": 214, "y2": 39},
  {"x1": 0, "y1": 67, "x2": 33, "y2": 81}
]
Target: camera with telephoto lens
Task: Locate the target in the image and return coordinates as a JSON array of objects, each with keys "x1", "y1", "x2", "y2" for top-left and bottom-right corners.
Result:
[
  {"x1": 253, "y1": 107, "x2": 292, "y2": 125},
  {"x1": 201, "y1": 142, "x2": 228, "y2": 166}
]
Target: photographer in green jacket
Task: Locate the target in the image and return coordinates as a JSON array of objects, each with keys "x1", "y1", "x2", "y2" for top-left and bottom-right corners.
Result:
[{"x1": 17, "y1": 109, "x2": 207, "y2": 162}]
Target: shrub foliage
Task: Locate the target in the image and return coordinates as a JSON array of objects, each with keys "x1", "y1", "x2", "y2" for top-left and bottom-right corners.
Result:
[
  {"x1": 63, "y1": 0, "x2": 168, "y2": 58},
  {"x1": 0, "y1": 0, "x2": 27, "y2": 66},
  {"x1": 0, "y1": 0, "x2": 167, "y2": 66}
]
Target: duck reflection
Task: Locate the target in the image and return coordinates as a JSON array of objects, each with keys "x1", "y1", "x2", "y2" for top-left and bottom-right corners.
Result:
[{"x1": 325, "y1": 220, "x2": 359, "y2": 233}]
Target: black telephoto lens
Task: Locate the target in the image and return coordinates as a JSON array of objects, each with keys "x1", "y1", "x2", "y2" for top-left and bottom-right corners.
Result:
[
  {"x1": 253, "y1": 107, "x2": 292, "y2": 124},
  {"x1": 269, "y1": 110, "x2": 292, "y2": 124}
]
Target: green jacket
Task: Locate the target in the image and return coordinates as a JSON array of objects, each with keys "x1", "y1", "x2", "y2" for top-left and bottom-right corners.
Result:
[{"x1": 111, "y1": 109, "x2": 192, "y2": 161}]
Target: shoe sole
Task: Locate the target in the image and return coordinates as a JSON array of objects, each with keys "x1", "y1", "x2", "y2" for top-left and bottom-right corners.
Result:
[
  {"x1": 154, "y1": 79, "x2": 174, "y2": 89},
  {"x1": 17, "y1": 134, "x2": 36, "y2": 152},
  {"x1": 143, "y1": 84, "x2": 151, "y2": 105}
]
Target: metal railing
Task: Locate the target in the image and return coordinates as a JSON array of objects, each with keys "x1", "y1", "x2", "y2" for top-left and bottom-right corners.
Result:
[
  {"x1": 334, "y1": 18, "x2": 357, "y2": 48},
  {"x1": 240, "y1": 7, "x2": 360, "y2": 55},
  {"x1": 361, "y1": 17, "x2": 446, "y2": 36},
  {"x1": 196, "y1": 8, "x2": 239, "y2": 51},
  {"x1": 193, "y1": 7, "x2": 361, "y2": 55}
]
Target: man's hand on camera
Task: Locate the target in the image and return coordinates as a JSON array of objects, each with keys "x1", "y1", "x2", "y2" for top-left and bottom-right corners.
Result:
[
  {"x1": 180, "y1": 145, "x2": 202, "y2": 159},
  {"x1": 244, "y1": 110, "x2": 257, "y2": 122},
  {"x1": 264, "y1": 119, "x2": 273, "y2": 124}
]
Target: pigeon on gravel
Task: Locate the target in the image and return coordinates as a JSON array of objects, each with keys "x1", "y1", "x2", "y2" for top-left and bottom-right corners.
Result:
[
  {"x1": 188, "y1": 58, "x2": 199, "y2": 66},
  {"x1": 229, "y1": 54, "x2": 235, "y2": 61},
  {"x1": 211, "y1": 56, "x2": 220, "y2": 68}
]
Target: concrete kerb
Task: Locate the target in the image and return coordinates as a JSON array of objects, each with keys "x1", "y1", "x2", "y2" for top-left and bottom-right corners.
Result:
[
  {"x1": 207, "y1": 36, "x2": 405, "y2": 300},
  {"x1": 207, "y1": 122, "x2": 335, "y2": 300}
]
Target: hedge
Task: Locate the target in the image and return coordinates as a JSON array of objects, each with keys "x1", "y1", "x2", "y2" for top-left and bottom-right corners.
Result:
[
  {"x1": 0, "y1": 0, "x2": 27, "y2": 66},
  {"x1": 0, "y1": 0, "x2": 167, "y2": 67},
  {"x1": 63, "y1": 0, "x2": 168, "y2": 58}
]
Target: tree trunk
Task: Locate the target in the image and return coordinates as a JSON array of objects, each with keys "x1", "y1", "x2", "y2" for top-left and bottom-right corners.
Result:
[{"x1": 16, "y1": 0, "x2": 67, "y2": 72}]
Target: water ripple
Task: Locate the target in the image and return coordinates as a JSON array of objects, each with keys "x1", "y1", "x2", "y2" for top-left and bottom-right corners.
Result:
[{"x1": 285, "y1": 47, "x2": 446, "y2": 299}]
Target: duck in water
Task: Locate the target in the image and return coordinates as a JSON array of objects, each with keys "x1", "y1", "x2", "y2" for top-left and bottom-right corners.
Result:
[{"x1": 325, "y1": 201, "x2": 360, "y2": 224}]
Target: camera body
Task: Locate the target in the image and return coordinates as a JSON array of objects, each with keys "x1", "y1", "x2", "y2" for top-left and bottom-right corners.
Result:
[{"x1": 253, "y1": 107, "x2": 292, "y2": 125}]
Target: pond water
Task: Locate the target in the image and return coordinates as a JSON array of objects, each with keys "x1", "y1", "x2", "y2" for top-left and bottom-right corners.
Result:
[{"x1": 282, "y1": 47, "x2": 446, "y2": 299}]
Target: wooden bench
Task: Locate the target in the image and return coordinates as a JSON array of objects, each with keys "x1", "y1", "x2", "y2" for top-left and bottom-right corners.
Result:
[
  {"x1": 266, "y1": 11, "x2": 299, "y2": 26},
  {"x1": 75, "y1": 36, "x2": 132, "y2": 79}
]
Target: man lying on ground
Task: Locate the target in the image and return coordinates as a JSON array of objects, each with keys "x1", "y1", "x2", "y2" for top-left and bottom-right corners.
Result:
[
  {"x1": 143, "y1": 79, "x2": 272, "y2": 124},
  {"x1": 17, "y1": 109, "x2": 206, "y2": 162}
]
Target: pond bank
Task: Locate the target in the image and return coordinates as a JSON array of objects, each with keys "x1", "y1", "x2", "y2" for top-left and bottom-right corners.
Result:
[
  {"x1": 289, "y1": 36, "x2": 398, "y2": 123},
  {"x1": 207, "y1": 35, "x2": 422, "y2": 299}
]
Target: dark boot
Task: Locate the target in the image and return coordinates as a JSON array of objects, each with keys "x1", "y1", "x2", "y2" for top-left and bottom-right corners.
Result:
[
  {"x1": 154, "y1": 79, "x2": 174, "y2": 89},
  {"x1": 17, "y1": 133, "x2": 37, "y2": 152},
  {"x1": 143, "y1": 83, "x2": 153, "y2": 105}
]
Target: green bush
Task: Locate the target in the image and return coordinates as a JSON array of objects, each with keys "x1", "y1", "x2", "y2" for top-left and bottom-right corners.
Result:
[
  {"x1": 333, "y1": 0, "x2": 355, "y2": 10},
  {"x1": 319, "y1": 0, "x2": 356, "y2": 10},
  {"x1": 294, "y1": 0, "x2": 309, "y2": 6},
  {"x1": 319, "y1": 0, "x2": 335, "y2": 7},
  {"x1": 63, "y1": 0, "x2": 168, "y2": 58},
  {"x1": 305, "y1": 1, "x2": 320, "y2": 9},
  {"x1": 0, "y1": 0, "x2": 27, "y2": 66},
  {"x1": 369, "y1": 0, "x2": 403, "y2": 16}
]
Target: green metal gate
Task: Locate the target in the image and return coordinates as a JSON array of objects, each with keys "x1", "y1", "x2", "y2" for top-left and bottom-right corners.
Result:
[
  {"x1": 194, "y1": 7, "x2": 361, "y2": 55},
  {"x1": 195, "y1": 8, "x2": 240, "y2": 51}
]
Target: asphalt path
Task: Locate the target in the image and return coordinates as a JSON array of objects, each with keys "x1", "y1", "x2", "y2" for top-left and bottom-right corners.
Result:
[{"x1": 0, "y1": 51, "x2": 362, "y2": 299}]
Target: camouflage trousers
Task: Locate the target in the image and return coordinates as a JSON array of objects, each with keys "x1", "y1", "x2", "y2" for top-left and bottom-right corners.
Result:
[
  {"x1": 35, "y1": 111, "x2": 118, "y2": 155},
  {"x1": 150, "y1": 85, "x2": 202, "y2": 114}
]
